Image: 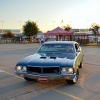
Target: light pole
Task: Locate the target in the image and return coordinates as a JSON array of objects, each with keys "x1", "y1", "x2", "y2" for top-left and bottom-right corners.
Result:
[
  {"x1": 35, "y1": 21, "x2": 39, "y2": 23},
  {"x1": 69, "y1": 21, "x2": 72, "y2": 26},
  {"x1": 52, "y1": 21, "x2": 55, "y2": 29},
  {"x1": 86, "y1": 20, "x2": 89, "y2": 31},
  {"x1": 35, "y1": 21, "x2": 39, "y2": 26},
  {"x1": 1, "y1": 21, "x2": 4, "y2": 33},
  {"x1": 19, "y1": 21, "x2": 22, "y2": 33}
]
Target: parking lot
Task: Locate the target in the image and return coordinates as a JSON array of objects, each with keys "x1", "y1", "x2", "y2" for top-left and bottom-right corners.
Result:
[{"x1": 0, "y1": 44, "x2": 100, "y2": 100}]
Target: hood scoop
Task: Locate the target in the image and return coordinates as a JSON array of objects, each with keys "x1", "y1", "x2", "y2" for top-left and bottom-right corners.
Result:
[
  {"x1": 50, "y1": 56, "x2": 57, "y2": 59},
  {"x1": 40, "y1": 57, "x2": 46, "y2": 59}
]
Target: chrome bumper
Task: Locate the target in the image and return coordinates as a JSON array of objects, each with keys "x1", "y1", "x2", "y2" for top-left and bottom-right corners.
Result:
[{"x1": 15, "y1": 71, "x2": 76, "y2": 81}]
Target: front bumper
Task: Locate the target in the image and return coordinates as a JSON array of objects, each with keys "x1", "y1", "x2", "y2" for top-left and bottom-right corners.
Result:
[{"x1": 15, "y1": 71, "x2": 76, "y2": 81}]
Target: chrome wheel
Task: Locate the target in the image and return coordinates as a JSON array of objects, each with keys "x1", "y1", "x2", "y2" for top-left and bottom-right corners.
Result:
[
  {"x1": 66, "y1": 69, "x2": 79, "y2": 84},
  {"x1": 73, "y1": 70, "x2": 79, "y2": 83}
]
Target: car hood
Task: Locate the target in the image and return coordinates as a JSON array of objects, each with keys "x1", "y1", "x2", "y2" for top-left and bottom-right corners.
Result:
[{"x1": 16, "y1": 53, "x2": 76, "y2": 67}]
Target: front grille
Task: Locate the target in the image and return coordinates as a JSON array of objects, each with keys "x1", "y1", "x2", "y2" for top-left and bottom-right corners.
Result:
[
  {"x1": 27, "y1": 67, "x2": 41, "y2": 73},
  {"x1": 27, "y1": 66, "x2": 60, "y2": 74}
]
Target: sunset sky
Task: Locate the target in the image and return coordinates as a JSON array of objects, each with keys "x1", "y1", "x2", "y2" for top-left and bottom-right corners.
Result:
[{"x1": 0, "y1": 0, "x2": 100, "y2": 32}]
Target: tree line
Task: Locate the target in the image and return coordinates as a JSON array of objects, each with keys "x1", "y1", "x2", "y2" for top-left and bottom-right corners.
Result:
[
  {"x1": 63, "y1": 23, "x2": 100, "y2": 36},
  {"x1": 1, "y1": 20, "x2": 100, "y2": 42}
]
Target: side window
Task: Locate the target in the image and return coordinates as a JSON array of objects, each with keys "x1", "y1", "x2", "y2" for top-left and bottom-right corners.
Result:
[
  {"x1": 77, "y1": 43, "x2": 79, "y2": 49},
  {"x1": 77, "y1": 43, "x2": 81, "y2": 50},
  {"x1": 75, "y1": 43, "x2": 79, "y2": 50}
]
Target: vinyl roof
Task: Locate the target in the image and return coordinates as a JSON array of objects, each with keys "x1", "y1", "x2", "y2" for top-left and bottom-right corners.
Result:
[{"x1": 43, "y1": 41, "x2": 77, "y2": 44}]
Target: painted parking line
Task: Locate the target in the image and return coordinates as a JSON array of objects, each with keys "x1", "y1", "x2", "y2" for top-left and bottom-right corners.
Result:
[
  {"x1": 53, "y1": 89, "x2": 83, "y2": 100},
  {"x1": 3, "y1": 70, "x2": 24, "y2": 79},
  {"x1": 37, "y1": 83, "x2": 83, "y2": 100},
  {"x1": 3, "y1": 70, "x2": 83, "y2": 100}
]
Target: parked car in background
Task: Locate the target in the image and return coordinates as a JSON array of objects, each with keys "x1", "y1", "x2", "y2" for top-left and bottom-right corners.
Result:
[
  {"x1": 98, "y1": 36, "x2": 100, "y2": 43},
  {"x1": 15, "y1": 41, "x2": 84, "y2": 84},
  {"x1": 88, "y1": 36, "x2": 93, "y2": 42}
]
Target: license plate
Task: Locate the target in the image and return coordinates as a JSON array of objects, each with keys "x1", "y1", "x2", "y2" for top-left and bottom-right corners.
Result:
[{"x1": 38, "y1": 76, "x2": 48, "y2": 82}]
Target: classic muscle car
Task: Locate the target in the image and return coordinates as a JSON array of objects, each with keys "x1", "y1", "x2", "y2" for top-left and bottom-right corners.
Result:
[{"x1": 15, "y1": 41, "x2": 84, "y2": 84}]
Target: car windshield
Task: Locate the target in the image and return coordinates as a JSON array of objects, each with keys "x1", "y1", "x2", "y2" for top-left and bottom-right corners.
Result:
[{"x1": 37, "y1": 44, "x2": 75, "y2": 53}]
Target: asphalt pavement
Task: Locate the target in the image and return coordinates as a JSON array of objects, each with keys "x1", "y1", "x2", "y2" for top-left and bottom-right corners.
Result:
[{"x1": 0, "y1": 44, "x2": 100, "y2": 100}]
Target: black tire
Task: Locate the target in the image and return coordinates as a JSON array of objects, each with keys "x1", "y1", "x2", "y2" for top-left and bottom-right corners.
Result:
[
  {"x1": 66, "y1": 69, "x2": 79, "y2": 84},
  {"x1": 24, "y1": 77, "x2": 35, "y2": 81},
  {"x1": 79, "y1": 61, "x2": 83, "y2": 68}
]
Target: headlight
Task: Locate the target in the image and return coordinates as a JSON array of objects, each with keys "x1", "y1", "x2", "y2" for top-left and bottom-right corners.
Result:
[
  {"x1": 62, "y1": 68, "x2": 66, "y2": 72},
  {"x1": 16, "y1": 66, "x2": 22, "y2": 71},
  {"x1": 61, "y1": 67, "x2": 73, "y2": 74},
  {"x1": 68, "y1": 68, "x2": 73, "y2": 74},
  {"x1": 15, "y1": 66, "x2": 27, "y2": 72},
  {"x1": 22, "y1": 66, "x2": 27, "y2": 71},
  {"x1": 61, "y1": 68, "x2": 67, "y2": 74}
]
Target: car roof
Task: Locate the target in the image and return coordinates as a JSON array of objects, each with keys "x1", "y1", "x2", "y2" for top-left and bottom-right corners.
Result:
[{"x1": 43, "y1": 41, "x2": 77, "y2": 44}]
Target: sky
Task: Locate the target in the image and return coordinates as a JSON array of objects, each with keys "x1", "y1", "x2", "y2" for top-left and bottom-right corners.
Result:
[{"x1": 0, "y1": 0, "x2": 100, "y2": 32}]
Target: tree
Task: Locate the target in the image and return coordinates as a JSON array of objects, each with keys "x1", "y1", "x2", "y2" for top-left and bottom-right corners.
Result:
[
  {"x1": 2, "y1": 31, "x2": 15, "y2": 42},
  {"x1": 23, "y1": 20, "x2": 39, "y2": 42},
  {"x1": 7, "y1": 31, "x2": 15, "y2": 38},
  {"x1": 2, "y1": 31, "x2": 15, "y2": 38},
  {"x1": 63, "y1": 24, "x2": 72, "y2": 31},
  {"x1": 2, "y1": 33, "x2": 7, "y2": 38},
  {"x1": 90, "y1": 23, "x2": 100, "y2": 36}
]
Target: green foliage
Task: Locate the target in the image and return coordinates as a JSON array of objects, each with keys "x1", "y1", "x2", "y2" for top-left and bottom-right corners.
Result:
[
  {"x1": 2, "y1": 31, "x2": 15, "y2": 38},
  {"x1": 2, "y1": 33, "x2": 7, "y2": 38},
  {"x1": 7, "y1": 31, "x2": 15, "y2": 38},
  {"x1": 90, "y1": 23, "x2": 100, "y2": 35},
  {"x1": 23, "y1": 20, "x2": 39, "y2": 37},
  {"x1": 63, "y1": 24, "x2": 72, "y2": 31}
]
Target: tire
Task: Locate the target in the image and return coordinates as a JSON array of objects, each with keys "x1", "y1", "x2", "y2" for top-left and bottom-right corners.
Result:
[
  {"x1": 66, "y1": 69, "x2": 79, "y2": 84},
  {"x1": 24, "y1": 77, "x2": 35, "y2": 81},
  {"x1": 79, "y1": 61, "x2": 83, "y2": 68}
]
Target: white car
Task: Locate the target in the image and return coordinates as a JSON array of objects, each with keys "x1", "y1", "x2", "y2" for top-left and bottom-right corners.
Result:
[{"x1": 98, "y1": 36, "x2": 100, "y2": 43}]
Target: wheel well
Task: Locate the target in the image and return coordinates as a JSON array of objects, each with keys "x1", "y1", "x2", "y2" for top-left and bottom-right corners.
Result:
[{"x1": 74, "y1": 67, "x2": 79, "y2": 75}]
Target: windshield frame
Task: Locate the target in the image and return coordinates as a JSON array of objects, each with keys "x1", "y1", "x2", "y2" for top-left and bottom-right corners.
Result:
[{"x1": 37, "y1": 43, "x2": 75, "y2": 53}]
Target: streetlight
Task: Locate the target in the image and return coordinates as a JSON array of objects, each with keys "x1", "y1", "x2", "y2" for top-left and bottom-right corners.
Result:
[
  {"x1": 86, "y1": 20, "x2": 89, "y2": 31},
  {"x1": 1, "y1": 21, "x2": 4, "y2": 33},
  {"x1": 35, "y1": 21, "x2": 39, "y2": 26},
  {"x1": 52, "y1": 21, "x2": 55, "y2": 29},
  {"x1": 19, "y1": 21, "x2": 22, "y2": 33},
  {"x1": 35, "y1": 21, "x2": 39, "y2": 23},
  {"x1": 69, "y1": 21, "x2": 72, "y2": 26}
]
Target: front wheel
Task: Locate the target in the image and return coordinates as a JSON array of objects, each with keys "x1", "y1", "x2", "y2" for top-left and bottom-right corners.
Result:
[
  {"x1": 24, "y1": 77, "x2": 35, "y2": 81},
  {"x1": 66, "y1": 69, "x2": 79, "y2": 84}
]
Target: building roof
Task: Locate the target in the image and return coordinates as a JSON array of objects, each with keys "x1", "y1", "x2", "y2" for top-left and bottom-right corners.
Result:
[{"x1": 44, "y1": 27, "x2": 73, "y2": 36}]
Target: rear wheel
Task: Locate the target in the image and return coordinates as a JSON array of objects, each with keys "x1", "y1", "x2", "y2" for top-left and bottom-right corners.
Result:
[
  {"x1": 66, "y1": 69, "x2": 79, "y2": 84},
  {"x1": 24, "y1": 77, "x2": 35, "y2": 81},
  {"x1": 79, "y1": 61, "x2": 83, "y2": 68}
]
